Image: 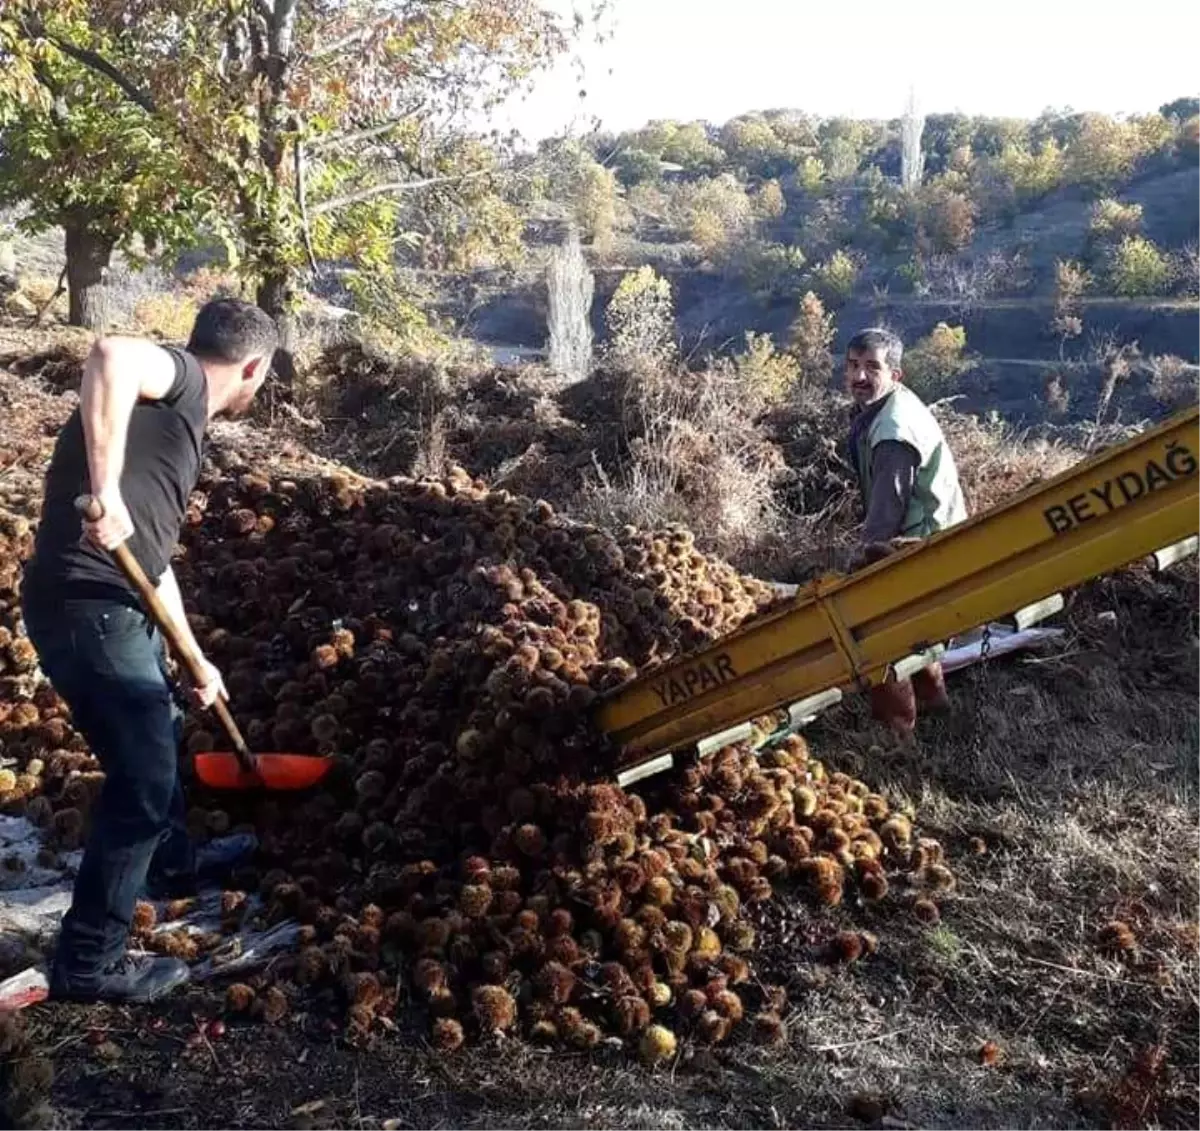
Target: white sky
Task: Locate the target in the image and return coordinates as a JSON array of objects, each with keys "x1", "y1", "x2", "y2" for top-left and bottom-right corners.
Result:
[{"x1": 492, "y1": 0, "x2": 1200, "y2": 141}]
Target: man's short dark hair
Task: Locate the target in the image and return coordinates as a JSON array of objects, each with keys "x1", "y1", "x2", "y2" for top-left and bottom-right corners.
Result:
[
  {"x1": 187, "y1": 298, "x2": 279, "y2": 365},
  {"x1": 846, "y1": 327, "x2": 903, "y2": 369}
]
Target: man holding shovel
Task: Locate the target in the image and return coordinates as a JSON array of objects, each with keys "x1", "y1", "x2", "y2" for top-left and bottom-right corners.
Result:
[
  {"x1": 843, "y1": 327, "x2": 968, "y2": 735},
  {"x1": 20, "y1": 298, "x2": 277, "y2": 1003}
]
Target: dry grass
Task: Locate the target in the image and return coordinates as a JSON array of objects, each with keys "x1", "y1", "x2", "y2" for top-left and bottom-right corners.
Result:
[{"x1": 132, "y1": 292, "x2": 200, "y2": 343}]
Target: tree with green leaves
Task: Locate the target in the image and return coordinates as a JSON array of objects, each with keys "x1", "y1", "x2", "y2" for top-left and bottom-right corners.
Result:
[
  {"x1": 4, "y1": 0, "x2": 576, "y2": 381},
  {"x1": 0, "y1": 15, "x2": 217, "y2": 329}
]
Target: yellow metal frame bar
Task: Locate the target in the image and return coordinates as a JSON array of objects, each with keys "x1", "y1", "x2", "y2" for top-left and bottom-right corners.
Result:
[{"x1": 598, "y1": 406, "x2": 1199, "y2": 766}]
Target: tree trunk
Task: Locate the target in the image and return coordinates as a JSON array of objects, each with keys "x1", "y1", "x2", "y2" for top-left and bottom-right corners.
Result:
[
  {"x1": 256, "y1": 269, "x2": 298, "y2": 392},
  {"x1": 64, "y1": 219, "x2": 114, "y2": 332}
]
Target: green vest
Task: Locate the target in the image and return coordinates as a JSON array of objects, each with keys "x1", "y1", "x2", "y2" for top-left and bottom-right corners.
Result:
[{"x1": 854, "y1": 384, "x2": 968, "y2": 537}]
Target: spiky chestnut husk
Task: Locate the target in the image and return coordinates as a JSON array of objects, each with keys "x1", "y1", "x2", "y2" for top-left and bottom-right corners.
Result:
[
  {"x1": 752, "y1": 1011, "x2": 787, "y2": 1046},
  {"x1": 462, "y1": 854, "x2": 491, "y2": 882},
  {"x1": 558, "y1": 1007, "x2": 601, "y2": 1048},
  {"x1": 1099, "y1": 920, "x2": 1136, "y2": 953},
  {"x1": 348, "y1": 972, "x2": 383, "y2": 1008},
  {"x1": 711, "y1": 990, "x2": 744, "y2": 1023},
  {"x1": 723, "y1": 920, "x2": 755, "y2": 952},
  {"x1": 644, "y1": 876, "x2": 675, "y2": 906},
  {"x1": 924, "y1": 864, "x2": 956, "y2": 893},
  {"x1": 638, "y1": 1024, "x2": 677, "y2": 1065},
  {"x1": 600, "y1": 962, "x2": 636, "y2": 996},
  {"x1": 693, "y1": 926, "x2": 721, "y2": 961},
  {"x1": 696, "y1": 1010, "x2": 730, "y2": 1044},
  {"x1": 858, "y1": 869, "x2": 888, "y2": 901},
  {"x1": 913, "y1": 898, "x2": 940, "y2": 925},
  {"x1": 830, "y1": 931, "x2": 864, "y2": 963},
  {"x1": 413, "y1": 958, "x2": 448, "y2": 996},
  {"x1": 458, "y1": 884, "x2": 492, "y2": 918},
  {"x1": 259, "y1": 985, "x2": 289, "y2": 1024},
  {"x1": 131, "y1": 901, "x2": 157, "y2": 933},
  {"x1": 612, "y1": 994, "x2": 651, "y2": 1036},
  {"x1": 432, "y1": 1017, "x2": 465, "y2": 1053},
  {"x1": 678, "y1": 988, "x2": 708, "y2": 1019},
  {"x1": 530, "y1": 1020, "x2": 559, "y2": 1044},
  {"x1": 534, "y1": 961, "x2": 576, "y2": 1005},
  {"x1": 225, "y1": 983, "x2": 256, "y2": 1013},
  {"x1": 471, "y1": 985, "x2": 517, "y2": 1032},
  {"x1": 880, "y1": 816, "x2": 912, "y2": 850},
  {"x1": 716, "y1": 954, "x2": 750, "y2": 984},
  {"x1": 614, "y1": 918, "x2": 647, "y2": 955},
  {"x1": 480, "y1": 950, "x2": 508, "y2": 989},
  {"x1": 635, "y1": 905, "x2": 668, "y2": 932}
]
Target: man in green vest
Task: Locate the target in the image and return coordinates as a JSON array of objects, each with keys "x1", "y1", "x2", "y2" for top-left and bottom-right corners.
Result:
[{"x1": 844, "y1": 326, "x2": 968, "y2": 733}]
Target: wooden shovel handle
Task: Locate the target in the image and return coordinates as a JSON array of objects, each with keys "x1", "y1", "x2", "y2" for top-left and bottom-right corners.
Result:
[{"x1": 74, "y1": 495, "x2": 258, "y2": 776}]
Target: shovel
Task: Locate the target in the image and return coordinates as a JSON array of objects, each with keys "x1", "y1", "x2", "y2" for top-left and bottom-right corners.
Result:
[{"x1": 74, "y1": 495, "x2": 332, "y2": 792}]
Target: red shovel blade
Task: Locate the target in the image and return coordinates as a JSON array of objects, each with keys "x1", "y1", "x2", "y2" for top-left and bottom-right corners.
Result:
[{"x1": 194, "y1": 751, "x2": 333, "y2": 792}]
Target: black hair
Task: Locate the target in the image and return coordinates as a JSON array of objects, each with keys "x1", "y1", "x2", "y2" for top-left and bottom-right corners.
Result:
[
  {"x1": 846, "y1": 327, "x2": 903, "y2": 368},
  {"x1": 187, "y1": 298, "x2": 279, "y2": 365}
]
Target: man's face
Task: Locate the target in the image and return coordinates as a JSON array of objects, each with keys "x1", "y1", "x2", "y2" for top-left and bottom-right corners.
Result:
[
  {"x1": 844, "y1": 345, "x2": 899, "y2": 406},
  {"x1": 224, "y1": 355, "x2": 270, "y2": 416}
]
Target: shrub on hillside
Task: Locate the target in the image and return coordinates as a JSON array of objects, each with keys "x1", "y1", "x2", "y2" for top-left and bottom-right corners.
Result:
[
  {"x1": 1179, "y1": 115, "x2": 1200, "y2": 158},
  {"x1": 729, "y1": 240, "x2": 807, "y2": 296},
  {"x1": 1050, "y1": 258, "x2": 1090, "y2": 347},
  {"x1": 811, "y1": 249, "x2": 859, "y2": 305},
  {"x1": 1065, "y1": 113, "x2": 1168, "y2": 191},
  {"x1": 1146, "y1": 354, "x2": 1198, "y2": 411},
  {"x1": 1173, "y1": 242, "x2": 1199, "y2": 299},
  {"x1": 1106, "y1": 236, "x2": 1175, "y2": 297},
  {"x1": 604, "y1": 266, "x2": 676, "y2": 374},
  {"x1": 1088, "y1": 198, "x2": 1143, "y2": 244},
  {"x1": 787, "y1": 291, "x2": 836, "y2": 388},
  {"x1": 902, "y1": 322, "x2": 971, "y2": 401},
  {"x1": 729, "y1": 331, "x2": 798, "y2": 406},
  {"x1": 917, "y1": 182, "x2": 976, "y2": 254},
  {"x1": 797, "y1": 156, "x2": 825, "y2": 194},
  {"x1": 671, "y1": 174, "x2": 755, "y2": 259},
  {"x1": 753, "y1": 179, "x2": 787, "y2": 222},
  {"x1": 988, "y1": 140, "x2": 1065, "y2": 203}
]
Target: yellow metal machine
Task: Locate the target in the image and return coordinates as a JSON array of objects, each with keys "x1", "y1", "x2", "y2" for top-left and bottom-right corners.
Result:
[{"x1": 598, "y1": 406, "x2": 1199, "y2": 778}]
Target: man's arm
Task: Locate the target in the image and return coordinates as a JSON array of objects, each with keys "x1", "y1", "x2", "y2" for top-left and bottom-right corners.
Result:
[
  {"x1": 80, "y1": 337, "x2": 178, "y2": 550},
  {"x1": 861, "y1": 440, "x2": 920, "y2": 544},
  {"x1": 156, "y1": 565, "x2": 226, "y2": 708}
]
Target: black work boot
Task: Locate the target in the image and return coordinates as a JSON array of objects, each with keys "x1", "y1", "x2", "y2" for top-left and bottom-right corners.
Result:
[{"x1": 49, "y1": 952, "x2": 191, "y2": 1004}]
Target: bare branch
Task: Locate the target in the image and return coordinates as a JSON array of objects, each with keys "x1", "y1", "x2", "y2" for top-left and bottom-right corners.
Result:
[
  {"x1": 308, "y1": 109, "x2": 425, "y2": 154},
  {"x1": 19, "y1": 18, "x2": 158, "y2": 115},
  {"x1": 310, "y1": 168, "x2": 496, "y2": 215},
  {"x1": 309, "y1": 17, "x2": 393, "y2": 60},
  {"x1": 294, "y1": 127, "x2": 319, "y2": 275}
]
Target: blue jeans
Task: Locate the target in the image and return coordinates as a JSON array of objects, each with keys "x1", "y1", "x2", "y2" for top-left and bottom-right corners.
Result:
[{"x1": 21, "y1": 595, "x2": 196, "y2": 979}]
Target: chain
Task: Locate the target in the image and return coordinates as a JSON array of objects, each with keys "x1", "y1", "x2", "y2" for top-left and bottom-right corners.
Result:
[{"x1": 971, "y1": 621, "x2": 993, "y2": 725}]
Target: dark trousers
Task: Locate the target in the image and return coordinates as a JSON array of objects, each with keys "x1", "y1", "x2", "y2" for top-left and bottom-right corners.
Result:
[{"x1": 21, "y1": 595, "x2": 195, "y2": 979}]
